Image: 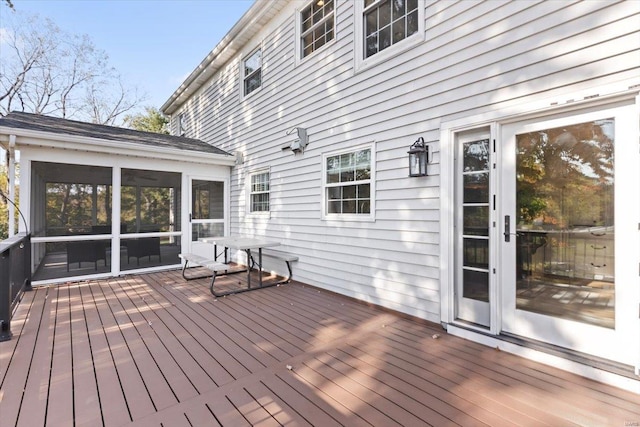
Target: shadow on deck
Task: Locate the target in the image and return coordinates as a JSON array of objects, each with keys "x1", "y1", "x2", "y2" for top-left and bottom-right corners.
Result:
[{"x1": 1, "y1": 269, "x2": 638, "y2": 426}]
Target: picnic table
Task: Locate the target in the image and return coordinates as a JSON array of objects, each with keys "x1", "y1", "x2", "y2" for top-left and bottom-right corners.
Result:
[{"x1": 180, "y1": 235, "x2": 297, "y2": 297}]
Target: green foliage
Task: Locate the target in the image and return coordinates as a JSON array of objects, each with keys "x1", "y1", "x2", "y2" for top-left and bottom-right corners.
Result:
[
  {"x1": 123, "y1": 107, "x2": 169, "y2": 134},
  {"x1": 121, "y1": 186, "x2": 173, "y2": 232},
  {"x1": 0, "y1": 163, "x2": 19, "y2": 240},
  {"x1": 516, "y1": 120, "x2": 614, "y2": 228},
  {"x1": 45, "y1": 183, "x2": 110, "y2": 235}
]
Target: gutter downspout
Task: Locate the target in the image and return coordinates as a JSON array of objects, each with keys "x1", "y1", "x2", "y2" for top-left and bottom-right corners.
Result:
[{"x1": 7, "y1": 135, "x2": 16, "y2": 237}]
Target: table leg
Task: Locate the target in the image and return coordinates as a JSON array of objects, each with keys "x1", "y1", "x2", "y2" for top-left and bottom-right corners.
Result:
[
  {"x1": 258, "y1": 248, "x2": 263, "y2": 288},
  {"x1": 245, "y1": 249, "x2": 252, "y2": 289}
]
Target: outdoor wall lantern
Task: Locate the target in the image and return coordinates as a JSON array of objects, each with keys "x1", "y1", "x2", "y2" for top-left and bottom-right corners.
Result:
[{"x1": 408, "y1": 137, "x2": 429, "y2": 177}]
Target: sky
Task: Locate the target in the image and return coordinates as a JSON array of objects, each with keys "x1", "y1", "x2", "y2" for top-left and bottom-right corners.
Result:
[{"x1": 0, "y1": 0, "x2": 255, "y2": 111}]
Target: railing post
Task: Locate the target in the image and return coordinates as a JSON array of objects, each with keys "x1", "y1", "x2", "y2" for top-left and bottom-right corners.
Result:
[
  {"x1": 24, "y1": 234, "x2": 32, "y2": 292},
  {"x1": 0, "y1": 249, "x2": 12, "y2": 341}
]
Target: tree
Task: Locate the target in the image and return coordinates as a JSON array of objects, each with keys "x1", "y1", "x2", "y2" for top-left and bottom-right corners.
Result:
[
  {"x1": 0, "y1": 165, "x2": 8, "y2": 240},
  {"x1": 0, "y1": 163, "x2": 19, "y2": 240},
  {"x1": 0, "y1": 11, "x2": 146, "y2": 125},
  {"x1": 123, "y1": 107, "x2": 169, "y2": 134}
]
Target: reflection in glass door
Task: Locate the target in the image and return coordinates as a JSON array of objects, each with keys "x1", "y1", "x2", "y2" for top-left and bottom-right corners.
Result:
[
  {"x1": 455, "y1": 128, "x2": 492, "y2": 328},
  {"x1": 515, "y1": 119, "x2": 615, "y2": 328},
  {"x1": 501, "y1": 103, "x2": 638, "y2": 365}
]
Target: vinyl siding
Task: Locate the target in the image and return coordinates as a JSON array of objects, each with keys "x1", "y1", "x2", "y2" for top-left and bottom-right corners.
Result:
[{"x1": 168, "y1": 0, "x2": 640, "y2": 322}]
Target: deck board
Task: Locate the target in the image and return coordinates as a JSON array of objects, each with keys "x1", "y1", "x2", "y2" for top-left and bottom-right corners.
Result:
[
  {"x1": 90, "y1": 279, "x2": 158, "y2": 420},
  {"x1": 119, "y1": 275, "x2": 218, "y2": 395},
  {"x1": 80, "y1": 280, "x2": 131, "y2": 427},
  {"x1": 0, "y1": 289, "x2": 36, "y2": 383},
  {"x1": 45, "y1": 285, "x2": 75, "y2": 426},
  {"x1": 11, "y1": 288, "x2": 53, "y2": 427},
  {"x1": 1, "y1": 269, "x2": 638, "y2": 427},
  {"x1": 69, "y1": 283, "x2": 102, "y2": 427},
  {"x1": 148, "y1": 274, "x2": 266, "y2": 378}
]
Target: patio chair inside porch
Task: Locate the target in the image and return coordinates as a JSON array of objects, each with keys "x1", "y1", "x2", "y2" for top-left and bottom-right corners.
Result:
[{"x1": 66, "y1": 240, "x2": 108, "y2": 271}]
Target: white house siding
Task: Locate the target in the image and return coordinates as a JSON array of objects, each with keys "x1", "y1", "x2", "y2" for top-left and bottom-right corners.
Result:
[{"x1": 168, "y1": 0, "x2": 640, "y2": 323}]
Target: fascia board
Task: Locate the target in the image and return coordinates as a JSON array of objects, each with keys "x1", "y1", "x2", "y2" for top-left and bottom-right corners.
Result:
[
  {"x1": 0, "y1": 126, "x2": 236, "y2": 166},
  {"x1": 161, "y1": 1, "x2": 280, "y2": 115}
]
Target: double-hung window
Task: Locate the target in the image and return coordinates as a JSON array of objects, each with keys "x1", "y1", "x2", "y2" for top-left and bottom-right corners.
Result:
[
  {"x1": 324, "y1": 146, "x2": 374, "y2": 218},
  {"x1": 177, "y1": 113, "x2": 185, "y2": 136},
  {"x1": 364, "y1": 0, "x2": 420, "y2": 58},
  {"x1": 300, "y1": 0, "x2": 335, "y2": 59},
  {"x1": 249, "y1": 170, "x2": 270, "y2": 213},
  {"x1": 243, "y1": 48, "x2": 262, "y2": 97}
]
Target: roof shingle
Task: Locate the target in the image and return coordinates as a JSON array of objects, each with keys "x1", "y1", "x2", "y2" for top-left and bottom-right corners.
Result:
[{"x1": 0, "y1": 111, "x2": 230, "y2": 156}]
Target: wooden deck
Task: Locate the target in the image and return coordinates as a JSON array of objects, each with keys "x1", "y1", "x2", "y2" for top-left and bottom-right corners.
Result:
[{"x1": 1, "y1": 268, "x2": 638, "y2": 427}]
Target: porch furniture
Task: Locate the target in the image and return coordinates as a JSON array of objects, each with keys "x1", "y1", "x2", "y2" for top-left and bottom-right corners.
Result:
[
  {"x1": 179, "y1": 253, "x2": 234, "y2": 295},
  {"x1": 180, "y1": 236, "x2": 281, "y2": 297},
  {"x1": 126, "y1": 236, "x2": 162, "y2": 266},
  {"x1": 249, "y1": 249, "x2": 298, "y2": 283},
  {"x1": 66, "y1": 240, "x2": 108, "y2": 271}
]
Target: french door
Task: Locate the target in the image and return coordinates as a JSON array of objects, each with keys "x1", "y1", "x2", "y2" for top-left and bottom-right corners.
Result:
[
  {"x1": 455, "y1": 127, "x2": 493, "y2": 328},
  {"x1": 500, "y1": 102, "x2": 638, "y2": 365}
]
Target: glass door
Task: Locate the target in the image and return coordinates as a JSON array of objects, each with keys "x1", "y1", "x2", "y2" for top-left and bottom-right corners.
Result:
[
  {"x1": 455, "y1": 128, "x2": 493, "y2": 328},
  {"x1": 189, "y1": 178, "x2": 225, "y2": 258},
  {"x1": 500, "y1": 103, "x2": 638, "y2": 365}
]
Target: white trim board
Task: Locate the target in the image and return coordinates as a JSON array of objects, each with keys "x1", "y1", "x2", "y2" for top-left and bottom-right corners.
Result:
[{"x1": 446, "y1": 324, "x2": 640, "y2": 395}]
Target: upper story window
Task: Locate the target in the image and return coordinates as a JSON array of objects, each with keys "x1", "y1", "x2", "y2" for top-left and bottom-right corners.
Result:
[
  {"x1": 323, "y1": 146, "x2": 374, "y2": 219},
  {"x1": 364, "y1": 0, "x2": 419, "y2": 58},
  {"x1": 300, "y1": 0, "x2": 335, "y2": 59},
  {"x1": 249, "y1": 170, "x2": 270, "y2": 213},
  {"x1": 177, "y1": 113, "x2": 185, "y2": 136},
  {"x1": 243, "y1": 48, "x2": 262, "y2": 96}
]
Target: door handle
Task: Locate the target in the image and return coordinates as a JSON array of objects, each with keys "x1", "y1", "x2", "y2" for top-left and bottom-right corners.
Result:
[{"x1": 504, "y1": 215, "x2": 511, "y2": 242}]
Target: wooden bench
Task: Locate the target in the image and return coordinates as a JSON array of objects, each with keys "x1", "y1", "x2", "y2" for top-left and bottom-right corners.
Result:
[{"x1": 250, "y1": 249, "x2": 299, "y2": 283}]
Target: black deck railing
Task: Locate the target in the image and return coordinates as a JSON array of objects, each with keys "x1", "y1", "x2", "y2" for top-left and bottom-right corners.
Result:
[{"x1": 0, "y1": 233, "x2": 32, "y2": 341}]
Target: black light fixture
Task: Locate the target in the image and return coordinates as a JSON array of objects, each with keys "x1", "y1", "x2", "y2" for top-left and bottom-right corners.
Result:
[{"x1": 408, "y1": 137, "x2": 429, "y2": 177}]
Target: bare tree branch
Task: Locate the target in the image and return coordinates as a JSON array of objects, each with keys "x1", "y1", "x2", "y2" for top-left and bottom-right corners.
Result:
[{"x1": 0, "y1": 12, "x2": 146, "y2": 125}]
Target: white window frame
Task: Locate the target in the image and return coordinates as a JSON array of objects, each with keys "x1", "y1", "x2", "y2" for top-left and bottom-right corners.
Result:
[
  {"x1": 176, "y1": 113, "x2": 185, "y2": 136},
  {"x1": 322, "y1": 143, "x2": 375, "y2": 222},
  {"x1": 241, "y1": 46, "x2": 263, "y2": 99},
  {"x1": 246, "y1": 168, "x2": 271, "y2": 217},
  {"x1": 354, "y1": 0, "x2": 425, "y2": 72},
  {"x1": 295, "y1": 0, "x2": 337, "y2": 64}
]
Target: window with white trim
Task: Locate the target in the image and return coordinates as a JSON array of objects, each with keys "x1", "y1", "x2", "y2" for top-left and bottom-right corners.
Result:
[
  {"x1": 177, "y1": 113, "x2": 185, "y2": 135},
  {"x1": 243, "y1": 48, "x2": 262, "y2": 96},
  {"x1": 364, "y1": 0, "x2": 419, "y2": 58},
  {"x1": 324, "y1": 147, "x2": 372, "y2": 217},
  {"x1": 300, "y1": 0, "x2": 335, "y2": 59},
  {"x1": 249, "y1": 171, "x2": 270, "y2": 213}
]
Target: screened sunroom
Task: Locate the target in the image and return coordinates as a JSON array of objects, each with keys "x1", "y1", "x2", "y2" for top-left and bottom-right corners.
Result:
[{"x1": 0, "y1": 112, "x2": 234, "y2": 284}]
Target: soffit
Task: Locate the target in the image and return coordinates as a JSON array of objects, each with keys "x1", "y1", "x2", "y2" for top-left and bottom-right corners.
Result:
[{"x1": 161, "y1": 1, "x2": 289, "y2": 115}]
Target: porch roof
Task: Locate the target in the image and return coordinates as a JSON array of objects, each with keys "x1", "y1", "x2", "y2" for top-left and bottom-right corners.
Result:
[{"x1": 0, "y1": 111, "x2": 234, "y2": 163}]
